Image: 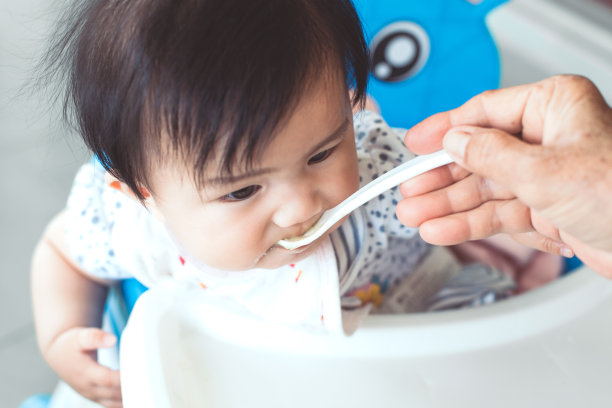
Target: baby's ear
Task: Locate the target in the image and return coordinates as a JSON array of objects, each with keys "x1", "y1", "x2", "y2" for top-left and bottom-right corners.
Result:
[
  {"x1": 104, "y1": 172, "x2": 166, "y2": 222},
  {"x1": 104, "y1": 172, "x2": 147, "y2": 201}
]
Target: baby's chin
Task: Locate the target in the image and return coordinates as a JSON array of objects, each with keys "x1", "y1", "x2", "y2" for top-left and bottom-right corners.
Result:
[{"x1": 193, "y1": 243, "x2": 318, "y2": 271}]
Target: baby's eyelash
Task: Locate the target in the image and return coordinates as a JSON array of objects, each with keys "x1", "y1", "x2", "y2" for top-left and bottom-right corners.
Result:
[
  {"x1": 220, "y1": 185, "x2": 261, "y2": 202},
  {"x1": 308, "y1": 146, "x2": 335, "y2": 164}
]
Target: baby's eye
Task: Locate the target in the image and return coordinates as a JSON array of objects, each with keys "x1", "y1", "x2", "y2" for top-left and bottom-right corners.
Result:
[
  {"x1": 222, "y1": 185, "x2": 261, "y2": 201},
  {"x1": 308, "y1": 148, "x2": 334, "y2": 165}
]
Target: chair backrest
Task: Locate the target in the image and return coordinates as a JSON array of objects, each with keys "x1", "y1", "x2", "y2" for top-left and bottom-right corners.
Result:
[{"x1": 355, "y1": 0, "x2": 509, "y2": 128}]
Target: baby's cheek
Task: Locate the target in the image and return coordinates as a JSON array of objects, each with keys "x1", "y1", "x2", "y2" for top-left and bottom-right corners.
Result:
[
  {"x1": 336, "y1": 163, "x2": 360, "y2": 203},
  {"x1": 214, "y1": 223, "x2": 270, "y2": 268},
  {"x1": 187, "y1": 235, "x2": 262, "y2": 270},
  {"x1": 341, "y1": 145, "x2": 360, "y2": 192}
]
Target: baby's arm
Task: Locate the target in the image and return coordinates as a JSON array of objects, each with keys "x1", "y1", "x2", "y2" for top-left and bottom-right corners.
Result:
[{"x1": 31, "y1": 211, "x2": 123, "y2": 407}]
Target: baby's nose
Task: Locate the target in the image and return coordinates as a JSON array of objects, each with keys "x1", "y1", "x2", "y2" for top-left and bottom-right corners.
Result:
[{"x1": 272, "y1": 183, "x2": 323, "y2": 231}]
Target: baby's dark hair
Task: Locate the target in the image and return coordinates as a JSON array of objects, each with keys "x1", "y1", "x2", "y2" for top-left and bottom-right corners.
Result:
[{"x1": 44, "y1": 0, "x2": 369, "y2": 199}]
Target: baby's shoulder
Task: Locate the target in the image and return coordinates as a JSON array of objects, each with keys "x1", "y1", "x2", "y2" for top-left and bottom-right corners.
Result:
[
  {"x1": 63, "y1": 161, "x2": 138, "y2": 280},
  {"x1": 354, "y1": 112, "x2": 415, "y2": 190},
  {"x1": 353, "y1": 111, "x2": 413, "y2": 161}
]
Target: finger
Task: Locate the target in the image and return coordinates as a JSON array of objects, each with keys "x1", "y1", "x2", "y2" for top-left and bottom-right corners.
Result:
[
  {"x1": 399, "y1": 162, "x2": 470, "y2": 197},
  {"x1": 78, "y1": 367, "x2": 121, "y2": 406},
  {"x1": 77, "y1": 328, "x2": 117, "y2": 351},
  {"x1": 417, "y1": 199, "x2": 534, "y2": 245},
  {"x1": 92, "y1": 386, "x2": 123, "y2": 405},
  {"x1": 509, "y1": 231, "x2": 574, "y2": 258},
  {"x1": 88, "y1": 365, "x2": 121, "y2": 389},
  {"x1": 530, "y1": 211, "x2": 563, "y2": 244},
  {"x1": 98, "y1": 398, "x2": 123, "y2": 408},
  {"x1": 404, "y1": 112, "x2": 452, "y2": 153},
  {"x1": 397, "y1": 173, "x2": 515, "y2": 228},
  {"x1": 559, "y1": 231, "x2": 612, "y2": 278},
  {"x1": 442, "y1": 126, "x2": 549, "y2": 205},
  {"x1": 93, "y1": 384, "x2": 123, "y2": 404},
  {"x1": 405, "y1": 81, "x2": 548, "y2": 154}
]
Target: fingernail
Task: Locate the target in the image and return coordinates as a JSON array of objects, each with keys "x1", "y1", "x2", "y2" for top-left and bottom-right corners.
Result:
[
  {"x1": 102, "y1": 333, "x2": 116, "y2": 347},
  {"x1": 559, "y1": 246, "x2": 574, "y2": 259},
  {"x1": 443, "y1": 128, "x2": 471, "y2": 160}
]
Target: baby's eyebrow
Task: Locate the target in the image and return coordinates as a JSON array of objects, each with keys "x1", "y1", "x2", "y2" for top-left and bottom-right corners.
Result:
[{"x1": 204, "y1": 167, "x2": 275, "y2": 187}]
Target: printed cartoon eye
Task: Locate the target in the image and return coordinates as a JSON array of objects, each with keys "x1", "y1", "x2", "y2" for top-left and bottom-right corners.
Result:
[
  {"x1": 222, "y1": 185, "x2": 261, "y2": 201},
  {"x1": 308, "y1": 148, "x2": 334, "y2": 165},
  {"x1": 370, "y1": 21, "x2": 430, "y2": 83}
]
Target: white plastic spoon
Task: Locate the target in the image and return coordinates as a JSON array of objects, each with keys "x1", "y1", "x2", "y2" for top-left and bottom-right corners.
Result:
[{"x1": 277, "y1": 150, "x2": 454, "y2": 250}]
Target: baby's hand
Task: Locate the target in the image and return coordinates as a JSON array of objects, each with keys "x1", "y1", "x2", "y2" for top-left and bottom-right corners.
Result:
[{"x1": 45, "y1": 327, "x2": 123, "y2": 408}]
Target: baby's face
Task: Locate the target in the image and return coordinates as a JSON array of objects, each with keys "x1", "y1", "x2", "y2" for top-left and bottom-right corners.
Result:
[{"x1": 147, "y1": 75, "x2": 360, "y2": 270}]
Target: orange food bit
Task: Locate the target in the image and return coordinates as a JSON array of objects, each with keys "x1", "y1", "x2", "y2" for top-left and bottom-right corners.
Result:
[
  {"x1": 354, "y1": 283, "x2": 384, "y2": 307},
  {"x1": 109, "y1": 181, "x2": 122, "y2": 191},
  {"x1": 138, "y1": 188, "x2": 151, "y2": 199}
]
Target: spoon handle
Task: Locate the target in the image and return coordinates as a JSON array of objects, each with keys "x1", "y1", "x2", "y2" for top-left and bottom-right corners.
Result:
[{"x1": 331, "y1": 149, "x2": 454, "y2": 219}]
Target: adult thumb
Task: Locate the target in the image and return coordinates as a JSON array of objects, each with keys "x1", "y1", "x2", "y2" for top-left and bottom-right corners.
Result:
[{"x1": 442, "y1": 126, "x2": 542, "y2": 196}]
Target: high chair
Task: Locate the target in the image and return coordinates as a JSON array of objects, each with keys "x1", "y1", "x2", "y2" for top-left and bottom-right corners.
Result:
[{"x1": 21, "y1": 0, "x2": 612, "y2": 406}]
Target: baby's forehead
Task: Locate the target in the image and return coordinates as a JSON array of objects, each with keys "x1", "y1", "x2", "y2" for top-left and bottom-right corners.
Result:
[{"x1": 146, "y1": 61, "x2": 351, "y2": 193}]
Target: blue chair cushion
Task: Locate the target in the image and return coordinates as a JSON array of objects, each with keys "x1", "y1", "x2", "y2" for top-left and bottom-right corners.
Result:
[{"x1": 19, "y1": 394, "x2": 51, "y2": 408}]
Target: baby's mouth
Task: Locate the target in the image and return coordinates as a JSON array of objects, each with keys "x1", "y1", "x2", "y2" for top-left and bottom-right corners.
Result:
[
  {"x1": 253, "y1": 240, "x2": 314, "y2": 267},
  {"x1": 275, "y1": 242, "x2": 312, "y2": 253},
  {"x1": 279, "y1": 216, "x2": 323, "y2": 244}
]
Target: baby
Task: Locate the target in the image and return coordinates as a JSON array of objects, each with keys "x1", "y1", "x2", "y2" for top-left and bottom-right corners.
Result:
[{"x1": 31, "y1": 0, "x2": 515, "y2": 406}]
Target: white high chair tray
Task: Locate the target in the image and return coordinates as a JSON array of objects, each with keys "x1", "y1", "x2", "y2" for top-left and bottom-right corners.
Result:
[
  {"x1": 121, "y1": 267, "x2": 612, "y2": 408},
  {"x1": 121, "y1": 0, "x2": 612, "y2": 406}
]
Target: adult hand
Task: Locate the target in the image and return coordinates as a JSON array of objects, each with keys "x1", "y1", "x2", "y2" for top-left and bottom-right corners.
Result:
[
  {"x1": 397, "y1": 75, "x2": 612, "y2": 277},
  {"x1": 45, "y1": 327, "x2": 123, "y2": 407}
]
